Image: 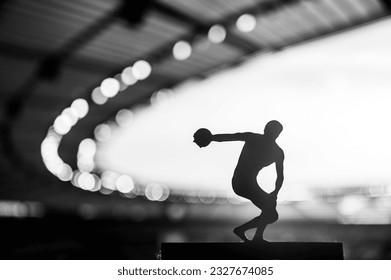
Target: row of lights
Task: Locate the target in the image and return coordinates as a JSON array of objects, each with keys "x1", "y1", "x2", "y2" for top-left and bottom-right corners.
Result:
[
  {"x1": 41, "y1": 12, "x2": 260, "y2": 202},
  {"x1": 171, "y1": 13, "x2": 257, "y2": 61},
  {"x1": 90, "y1": 15, "x2": 258, "y2": 105},
  {"x1": 89, "y1": 13, "x2": 259, "y2": 106},
  {"x1": 91, "y1": 60, "x2": 152, "y2": 105}
]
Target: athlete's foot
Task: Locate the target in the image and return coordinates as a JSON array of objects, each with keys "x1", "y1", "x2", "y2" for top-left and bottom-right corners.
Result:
[{"x1": 233, "y1": 227, "x2": 250, "y2": 242}]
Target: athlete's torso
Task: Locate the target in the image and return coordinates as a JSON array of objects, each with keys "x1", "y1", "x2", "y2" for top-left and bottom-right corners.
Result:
[{"x1": 233, "y1": 134, "x2": 282, "y2": 179}]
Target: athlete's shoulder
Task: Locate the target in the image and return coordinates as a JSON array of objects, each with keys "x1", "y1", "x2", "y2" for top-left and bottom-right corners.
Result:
[{"x1": 242, "y1": 132, "x2": 261, "y2": 141}]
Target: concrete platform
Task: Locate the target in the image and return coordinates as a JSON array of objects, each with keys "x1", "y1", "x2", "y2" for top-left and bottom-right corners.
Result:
[{"x1": 161, "y1": 242, "x2": 344, "y2": 260}]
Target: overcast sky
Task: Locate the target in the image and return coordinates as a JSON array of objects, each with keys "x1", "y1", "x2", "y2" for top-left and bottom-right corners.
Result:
[{"x1": 96, "y1": 18, "x2": 391, "y2": 198}]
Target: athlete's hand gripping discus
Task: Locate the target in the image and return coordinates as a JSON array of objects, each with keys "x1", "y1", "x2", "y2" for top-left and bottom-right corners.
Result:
[{"x1": 193, "y1": 128, "x2": 212, "y2": 148}]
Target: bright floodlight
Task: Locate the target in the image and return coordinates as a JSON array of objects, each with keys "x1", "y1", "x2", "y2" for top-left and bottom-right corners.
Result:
[
  {"x1": 79, "y1": 172, "x2": 95, "y2": 191},
  {"x1": 116, "y1": 175, "x2": 135, "y2": 193},
  {"x1": 151, "y1": 89, "x2": 174, "y2": 105},
  {"x1": 133, "y1": 60, "x2": 152, "y2": 80},
  {"x1": 101, "y1": 171, "x2": 118, "y2": 190},
  {"x1": 71, "y1": 98, "x2": 89, "y2": 119},
  {"x1": 41, "y1": 137, "x2": 59, "y2": 159},
  {"x1": 56, "y1": 163, "x2": 73, "y2": 181},
  {"x1": 78, "y1": 138, "x2": 97, "y2": 158},
  {"x1": 77, "y1": 156, "x2": 95, "y2": 172},
  {"x1": 114, "y1": 74, "x2": 128, "y2": 91},
  {"x1": 173, "y1": 40, "x2": 192, "y2": 60},
  {"x1": 53, "y1": 115, "x2": 72, "y2": 135},
  {"x1": 90, "y1": 174, "x2": 102, "y2": 192},
  {"x1": 121, "y1": 67, "x2": 137, "y2": 85},
  {"x1": 91, "y1": 87, "x2": 108, "y2": 105},
  {"x1": 94, "y1": 124, "x2": 112, "y2": 142},
  {"x1": 208, "y1": 24, "x2": 227, "y2": 44},
  {"x1": 61, "y1": 108, "x2": 78, "y2": 126},
  {"x1": 115, "y1": 109, "x2": 134, "y2": 127},
  {"x1": 145, "y1": 183, "x2": 169, "y2": 201},
  {"x1": 100, "y1": 78, "x2": 120, "y2": 98},
  {"x1": 71, "y1": 170, "x2": 82, "y2": 187},
  {"x1": 236, "y1": 14, "x2": 257, "y2": 33}
]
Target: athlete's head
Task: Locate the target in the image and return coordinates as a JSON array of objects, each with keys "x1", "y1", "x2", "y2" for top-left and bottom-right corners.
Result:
[{"x1": 264, "y1": 120, "x2": 283, "y2": 139}]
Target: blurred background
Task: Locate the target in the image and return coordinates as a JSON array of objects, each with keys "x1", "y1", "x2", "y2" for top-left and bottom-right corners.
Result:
[{"x1": 1, "y1": 0, "x2": 391, "y2": 260}]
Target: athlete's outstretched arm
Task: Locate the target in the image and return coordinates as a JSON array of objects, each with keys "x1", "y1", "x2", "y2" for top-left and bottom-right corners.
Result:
[
  {"x1": 193, "y1": 128, "x2": 255, "y2": 148},
  {"x1": 212, "y1": 132, "x2": 254, "y2": 142}
]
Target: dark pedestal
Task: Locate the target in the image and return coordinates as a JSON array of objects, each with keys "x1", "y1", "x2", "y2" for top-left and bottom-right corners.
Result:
[{"x1": 161, "y1": 242, "x2": 344, "y2": 260}]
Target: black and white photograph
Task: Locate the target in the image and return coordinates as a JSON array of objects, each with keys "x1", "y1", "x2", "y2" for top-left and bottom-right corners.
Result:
[{"x1": 1, "y1": 0, "x2": 391, "y2": 264}]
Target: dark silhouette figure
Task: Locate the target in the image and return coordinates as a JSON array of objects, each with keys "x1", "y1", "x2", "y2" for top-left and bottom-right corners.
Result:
[{"x1": 193, "y1": 120, "x2": 285, "y2": 242}]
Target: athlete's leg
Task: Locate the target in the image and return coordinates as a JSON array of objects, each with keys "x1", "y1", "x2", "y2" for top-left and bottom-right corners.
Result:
[
  {"x1": 251, "y1": 194, "x2": 278, "y2": 241},
  {"x1": 252, "y1": 221, "x2": 268, "y2": 242},
  {"x1": 233, "y1": 214, "x2": 262, "y2": 242},
  {"x1": 252, "y1": 207, "x2": 279, "y2": 241},
  {"x1": 232, "y1": 187, "x2": 270, "y2": 241},
  {"x1": 233, "y1": 208, "x2": 278, "y2": 242},
  {"x1": 231, "y1": 177, "x2": 278, "y2": 242}
]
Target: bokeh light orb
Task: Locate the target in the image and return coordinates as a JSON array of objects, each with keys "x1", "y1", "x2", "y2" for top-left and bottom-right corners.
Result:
[
  {"x1": 100, "y1": 78, "x2": 120, "y2": 98},
  {"x1": 71, "y1": 98, "x2": 89, "y2": 119},
  {"x1": 77, "y1": 156, "x2": 95, "y2": 172},
  {"x1": 145, "y1": 183, "x2": 170, "y2": 201},
  {"x1": 101, "y1": 171, "x2": 119, "y2": 190},
  {"x1": 115, "y1": 109, "x2": 134, "y2": 127},
  {"x1": 56, "y1": 163, "x2": 73, "y2": 181},
  {"x1": 78, "y1": 138, "x2": 97, "y2": 157},
  {"x1": 91, "y1": 87, "x2": 108, "y2": 105},
  {"x1": 61, "y1": 108, "x2": 78, "y2": 126},
  {"x1": 116, "y1": 175, "x2": 135, "y2": 193},
  {"x1": 90, "y1": 174, "x2": 102, "y2": 192},
  {"x1": 94, "y1": 124, "x2": 112, "y2": 142},
  {"x1": 236, "y1": 14, "x2": 257, "y2": 33},
  {"x1": 41, "y1": 137, "x2": 59, "y2": 159},
  {"x1": 53, "y1": 115, "x2": 71, "y2": 135},
  {"x1": 71, "y1": 170, "x2": 82, "y2": 187},
  {"x1": 173, "y1": 41, "x2": 192, "y2": 60},
  {"x1": 208, "y1": 24, "x2": 227, "y2": 44},
  {"x1": 121, "y1": 67, "x2": 137, "y2": 85},
  {"x1": 78, "y1": 172, "x2": 95, "y2": 191},
  {"x1": 133, "y1": 60, "x2": 152, "y2": 80},
  {"x1": 114, "y1": 73, "x2": 128, "y2": 91}
]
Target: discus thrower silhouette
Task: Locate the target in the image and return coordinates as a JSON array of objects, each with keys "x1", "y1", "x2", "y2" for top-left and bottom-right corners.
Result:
[{"x1": 193, "y1": 120, "x2": 285, "y2": 242}]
